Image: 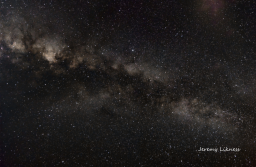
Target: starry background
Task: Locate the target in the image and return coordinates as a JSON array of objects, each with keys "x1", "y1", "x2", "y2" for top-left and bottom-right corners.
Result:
[{"x1": 1, "y1": 0, "x2": 256, "y2": 166}]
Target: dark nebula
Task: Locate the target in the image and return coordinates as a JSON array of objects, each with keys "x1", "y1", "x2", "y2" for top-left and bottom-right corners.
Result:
[{"x1": 1, "y1": 0, "x2": 256, "y2": 166}]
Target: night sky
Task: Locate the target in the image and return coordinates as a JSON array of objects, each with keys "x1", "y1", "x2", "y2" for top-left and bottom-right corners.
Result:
[{"x1": 1, "y1": 0, "x2": 256, "y2": 166}]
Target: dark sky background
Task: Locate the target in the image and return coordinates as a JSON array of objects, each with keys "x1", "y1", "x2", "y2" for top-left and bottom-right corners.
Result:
[{"x1": 1, "y1": 0, "x2": 256, "y2": 166}]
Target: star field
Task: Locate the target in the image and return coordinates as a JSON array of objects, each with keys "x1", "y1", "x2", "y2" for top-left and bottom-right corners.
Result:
[{"x1": 1, "y1": 0, "x2": 256, "y2": 166}]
